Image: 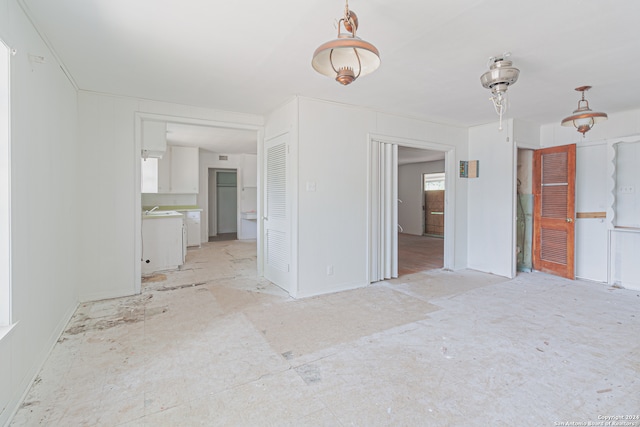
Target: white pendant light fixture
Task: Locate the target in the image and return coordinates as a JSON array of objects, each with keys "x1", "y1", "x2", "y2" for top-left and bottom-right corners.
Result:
[
  {"x1": 480, "y1": 53, "x2": 520, "y2": 131},
  {"x1": 312, "y1": 0, "x2": 380, "y2": 85},
  {"x1": 561, "y1": 86, "x2": 608, "y2": 137}
]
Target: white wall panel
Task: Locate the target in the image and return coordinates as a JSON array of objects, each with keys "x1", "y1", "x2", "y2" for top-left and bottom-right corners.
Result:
[
  {"x1": 611, "y1": 230, "x2": 640, "y2": 291},
  {"x1": 296, "y1": 98, "x2": 374, "y2": 297},
  {"x1": 77, "y1": 93, "x2": 139, "y2": 301},
  {"x1": 0, "y1": 1, "x2": 80, "y2": 424},
  {"x1": 467, "y1": 121, "x2": 516, "y2": 278},
  {"x1": 575, "y1": 143, "x2": 608, "y2": 281},
  {"x1": 576, "y1": 221, "x2": 608, "y2": 282}
]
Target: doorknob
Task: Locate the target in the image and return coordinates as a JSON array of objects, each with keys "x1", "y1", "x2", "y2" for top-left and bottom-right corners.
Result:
[
  {"x1": 263, "y1": 216, "x2": 268, "y2": 221},
  {"x1": 566, "y1": 218, "x2": 573, "y2": 223}
]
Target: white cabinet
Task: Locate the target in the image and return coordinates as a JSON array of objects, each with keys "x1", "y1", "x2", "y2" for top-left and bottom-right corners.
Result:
[
  {"x1": 157, "y1": 150, "x2": 172, "y2": 193},
  {"x1": 141, "y1": 158, "x2": 159, "y2": 193},
  {"x1": 143, "y1": 145, "x2": 199, "y2": 194},
  {"x1": 170, "y1": 146, "x2": 199, "y2": 193},
  {"x1": 141, "y1": 120, "x2": 167, "y2": 158},
  {"x1": 184, "y1": 211, "x2": 201, "y2": 247},
  {"x1": 142, "y1": 216, "x2": 185, "y2": 274}
]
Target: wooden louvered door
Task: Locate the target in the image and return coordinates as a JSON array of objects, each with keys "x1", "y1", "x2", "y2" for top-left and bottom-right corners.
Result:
[{"x1": 532, "y1": 144, "x2": 576, "y2": 279}]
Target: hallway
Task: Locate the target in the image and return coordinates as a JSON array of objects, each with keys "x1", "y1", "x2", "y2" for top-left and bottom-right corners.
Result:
[{"x1": 10, "y1": 241, "x2": 640, "y2": 426}]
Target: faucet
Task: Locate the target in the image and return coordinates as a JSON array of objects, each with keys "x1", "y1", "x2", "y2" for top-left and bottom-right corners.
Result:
[{"x1": 145, "y1": 206, "x2": 160, "y2": 214}]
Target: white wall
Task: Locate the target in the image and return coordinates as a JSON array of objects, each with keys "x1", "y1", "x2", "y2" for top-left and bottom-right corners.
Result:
[
  {"x1": 297, "y1": 99, "x2": 374, "y2": 297},
  {"x1": 467, "y1": 121, "x2": 516, "y2": 278},
  {"x1": 141, "y1": 193, "x2": 197, "y2": 207},
  {"x1": 0, "y1": 1, "x2": 81, "y2": 424},
  {"x1": 575, "y1": 142, "x2": 608, "y2": 282},
  {"x1": 286, "y1": 97, "x2": 467, "y2": 298},
  {"x1": 541, "y1": 109, "x2": 640, "y2": 290},
  {"x1": 77, "y1": 91, "x2": 263, "y2": 301},
  {"x1": 398, "y1": 160, "x2": 445, "y2": 236}
]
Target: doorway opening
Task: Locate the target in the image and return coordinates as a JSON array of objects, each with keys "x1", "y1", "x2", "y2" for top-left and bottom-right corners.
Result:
[
  {"x1": 370, "y1": 139, "x2": 453, "y2": 283},
  {"x1": 134, "y1": 113, "x2": 261, "y2": 294},
  {"x1": 208, "y1": 169, "x2": 238, "y2": 242},
  {"x1": 396, "y1": 150, "x2": 446, "y2": 276},
  {"x1": 423, "y1": 172, "x2": 445, "y2": 237},
  {"x1": 516, "y1": 149, "x2": 534, "y2": 272}
]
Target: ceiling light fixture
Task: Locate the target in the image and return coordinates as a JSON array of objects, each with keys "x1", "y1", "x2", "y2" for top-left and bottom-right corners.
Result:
[
  {"x1": 560, "y1": 86, "x2": 608, "y2": 137},
  {"x1": 480, "y1": 53, "x2": 520, "y2": 131},
  {"x1": 311, "y1": 0, "x2": 380, "y2": 85}
]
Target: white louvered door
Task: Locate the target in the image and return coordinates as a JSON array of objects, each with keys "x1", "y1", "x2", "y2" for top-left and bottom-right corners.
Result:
[{"x1": 263, "y1": 133, "x2": 291, "y2": 292}]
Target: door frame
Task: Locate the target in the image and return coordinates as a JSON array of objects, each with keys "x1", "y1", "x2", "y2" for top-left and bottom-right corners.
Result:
[
  {"x1": 133, "y1": 112, "x2": 263, "y2": 294},
  {"x1": 367, "y1": 133, "x2": 457, "y2": 283},
  {"x1": 208, "y1": 168, "x2": 238, "y2": 237},
  {"x1": 422, "y1": 172, "x2": 446, "y2": 237}
]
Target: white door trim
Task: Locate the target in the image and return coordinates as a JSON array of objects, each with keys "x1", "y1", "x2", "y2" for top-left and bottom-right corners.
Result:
[{"x1": 366, "y1": 133, "x2": 456, "y2": 283}]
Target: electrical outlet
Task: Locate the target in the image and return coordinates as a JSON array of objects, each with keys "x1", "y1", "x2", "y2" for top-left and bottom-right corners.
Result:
[{"x1": 326, "y1": 265, "x2": 334, "y2": 276}]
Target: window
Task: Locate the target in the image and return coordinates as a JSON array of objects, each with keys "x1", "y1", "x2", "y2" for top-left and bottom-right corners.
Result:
[
  {"x1": 0, "y1": 39, "x2": 10, "y2": 326},
  {"x1": 424, "y1": 172, "x2": 445, "y2": 191}
]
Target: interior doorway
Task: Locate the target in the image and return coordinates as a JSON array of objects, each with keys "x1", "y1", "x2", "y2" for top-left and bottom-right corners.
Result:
[
  {"x1": 371, "y1": 141, "x2": 452, "y2": 282},
  {"x1": 516, "y1": 149, "x2": 534, "y2": 272},
  {"x1": 208, "y1": 169, "x2": 238, "y2": 241},
  {"x1": 397, "y1": 157, "x2": 446, "y2": 276}
]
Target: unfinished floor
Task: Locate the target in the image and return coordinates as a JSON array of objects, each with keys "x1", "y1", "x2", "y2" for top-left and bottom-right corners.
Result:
[{"x1": 10, "y1": 240, "x2": 640, "y2": 426}]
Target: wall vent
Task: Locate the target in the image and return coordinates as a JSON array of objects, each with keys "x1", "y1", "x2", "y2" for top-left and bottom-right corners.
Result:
[{"x1": 219, "y1": 155, "x2": 228, "y2": 161}]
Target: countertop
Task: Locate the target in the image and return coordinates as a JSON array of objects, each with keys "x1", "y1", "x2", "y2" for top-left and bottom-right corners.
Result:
[
  {"x1": 142, "y1": 210, "x2": 184, "y2": 220},
  {"x1": 142, "y1": 205, "x2": 203, "y2": 212}
]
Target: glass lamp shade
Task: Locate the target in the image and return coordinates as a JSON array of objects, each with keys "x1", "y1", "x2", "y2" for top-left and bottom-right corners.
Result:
[
  {"x1": 561, "y1": 108, "x2": 608, "y2": 135},
  {"x1": 312, "y1": 34, "x2": 380, "y2": 85},
  {"x1": 561, "y1": 87, "x2": 608, "y2": 136}
]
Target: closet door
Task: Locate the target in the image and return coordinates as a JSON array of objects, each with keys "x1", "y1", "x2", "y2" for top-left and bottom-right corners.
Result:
[
  {"x1": 533, "y1": 144, "x2": 576, "y2": 279},
  {"x1": 263, "y1": 132, "x2": 292, "y2": 292}
]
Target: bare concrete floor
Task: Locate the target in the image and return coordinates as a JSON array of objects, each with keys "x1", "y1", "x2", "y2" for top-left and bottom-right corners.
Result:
[{"x1": 11, "y1": 241, "x2": 640, "y2": 426}]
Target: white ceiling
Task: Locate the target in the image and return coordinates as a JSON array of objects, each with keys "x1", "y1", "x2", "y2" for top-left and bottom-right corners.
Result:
[
  {"x1": 166, "y1": 123, "x2": 257, "y2": 154},
  {"x1": 398, "y1": 147, "x2": 444, "y2": 165},
  {"x1": 20, "y1": 0, "x2": 640, "y2": 149}
]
